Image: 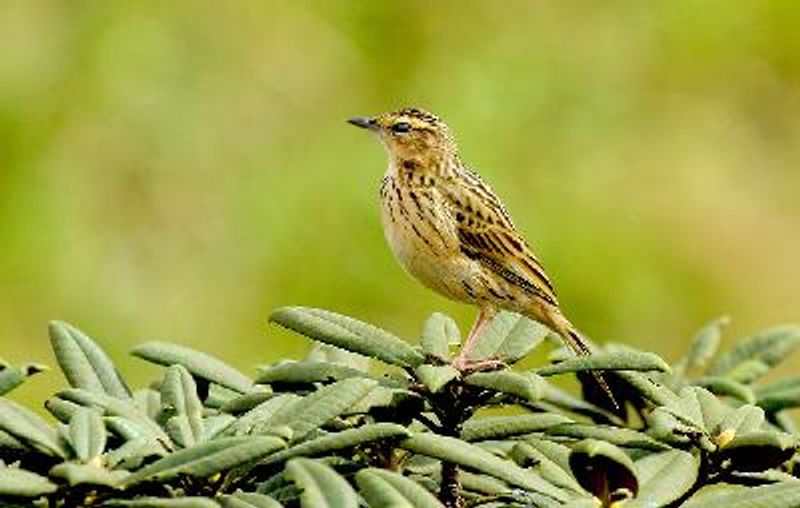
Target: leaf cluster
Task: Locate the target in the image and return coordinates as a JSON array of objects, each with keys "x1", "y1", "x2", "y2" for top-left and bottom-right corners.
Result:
[{"x1": 1, "y1": 310, "x2": 799, "y2": 507}]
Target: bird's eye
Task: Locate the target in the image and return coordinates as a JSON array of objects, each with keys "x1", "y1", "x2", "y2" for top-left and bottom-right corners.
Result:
[{"x1": 391, "y1": 122, "x2": 411, "y2": 134}]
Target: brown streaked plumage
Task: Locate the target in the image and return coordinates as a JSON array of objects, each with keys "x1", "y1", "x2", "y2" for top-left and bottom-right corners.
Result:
[{"x1": 349, "y1": 108, "x2": 613, "y2": 403}]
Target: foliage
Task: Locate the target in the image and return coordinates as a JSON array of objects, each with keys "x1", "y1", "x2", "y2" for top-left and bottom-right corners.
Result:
[{"x1": 1, "y1": 309, "x2": 800, "y2": 507}]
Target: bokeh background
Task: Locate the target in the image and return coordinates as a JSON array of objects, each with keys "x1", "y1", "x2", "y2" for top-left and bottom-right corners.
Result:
[{"x1": 2, "y1": 1, "x2": 799, "y2": 404}]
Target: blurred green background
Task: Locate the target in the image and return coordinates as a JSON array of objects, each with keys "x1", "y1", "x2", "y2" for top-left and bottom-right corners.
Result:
[{"x1": 2, "y1": 1, "x2": 799, "y2": 404}]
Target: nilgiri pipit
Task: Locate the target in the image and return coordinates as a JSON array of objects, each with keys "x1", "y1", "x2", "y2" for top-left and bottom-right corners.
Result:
[{"x1": 349, "y1": 108, "x2": 613, "y2": 402}]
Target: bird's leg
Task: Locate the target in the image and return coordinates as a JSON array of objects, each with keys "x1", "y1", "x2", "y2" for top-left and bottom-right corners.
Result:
[{"x1": 453, "y1": 307, "x2": 503, "y2": 372}]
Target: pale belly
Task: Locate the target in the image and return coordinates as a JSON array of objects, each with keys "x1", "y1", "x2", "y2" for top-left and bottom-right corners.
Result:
[{"x1": 380, "y1": 187, "x2": 481, "y2": 303}]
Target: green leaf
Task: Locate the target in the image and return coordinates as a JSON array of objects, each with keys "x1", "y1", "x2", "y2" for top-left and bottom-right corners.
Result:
[
  {"x1": 468, "y1": 311, "x2": 548, "y2": 363},
  {"x1": 123, "y1": 436, "x2": 284, "y2": 486},
  {"x1": 68, "y1": 407, "x2": 106, "y2": 461},
  {"x1": 675, "y1": 317, "x2": 728, "y2": 374},
  {"x1": 400, "y1": 433, "x2": 568, "y2": 501},
  {"x1": 626, "y1": 450, "x2": 698, "y2": 508},
  {"x1": 267, "y1": 378, "x2": 378, "y2": 441},
  {"x1": 49, "y1": 321, "x2": 132, "y2": 399},
  {"x1": 0, "y1": 467, "x2": 57, "y2": 497},
  {"x1": 717, "y1": 404, "x2": 766, "y2": 435},
  {"x1": 105, "y1": 437, "x2": 165, "y2": 470},
  {"x1": 680, "y1": 481, "x2": 800, "y2": 508},
  {"x1": 462, "y1": 413, "x2": 571, "y2": 442},
  {"x1": 458, "y1": 471, "x2": 512, "y2": 495},
  {"x1": 131, "y1": 341, "x2": 254, "y2": 393},
  {"x1": 221, "y1": 391, "x2": 275, "y2": 414},
  {"x1": 260, "y1": 423, "x2": 410, "y2": 466},
  {"x1": 44, "y1": 395, "x2": 82, "y2": 423},
  {"x1": 510, "y1": 441, "x2": 583, "y2": 493},
  {"x1": 160, "y1": 365, "x2": 204, "y2": 448},
  {"x1": 569, "y1": 439, "x2": 638, "y2": 503},
  {"x1": 695, "y1": 377, "x2": 756, "y2": 403},
  {"x1": 270, "y1": 307, "x2": 424, "y2": 367},
  {"x1": 756, "y1": 378, "x2": 800, "y2": 413},
  {"x1": 0, "y1": 399, "x2": 66, "y2": 457},
  {"x1": 225, "y1": 394, "x2": 301, "y2": 436},
  {"x1": 220, "y1": 493, "x2": 284, "y2": 508},
  {"x1": 420, "y1": 312, "x2": 458, "y2": 362},
  {"x1": 0, "y1": 363, "x2": 46, "y2": 396},
  {"x1": 537, "y1": 352, "x2": 670, "y2": 376},
  {"x1": 356, "y1": 467, "x2": 444, "y2": 508},
  {"x1": 724, "y1": 359, "x2": 770, "y2": 384},
  {"x1": 614, "y1": 371, "x2": 677, "y2": 407},
  {"x1": 57, "y1": 388, "x2": 170, "y2": 444},
  {"x1": 49, "y1": 462, "x2": 127, "y2": 487},
  {"x1": 647, "y1": 387, "x2": 728, "y2": 446},
  {"x1": 257, "y1": 361, "x2": 385, "y2": 386},
  {"x1": 465, "y1": 371, "x2": 545, "y2": 401},
  {"x1": 546, "y1": 423, "x2": 669, "y2": 451},
  {"x1": 285, "y1": 458, "x2": 358, "y2": 508},
  {"x1": 718, "y1": 431, "x2": 796, "y2": 472},
  {"x1": 415, "y1": 365, "x2": 459, "y2": 393},
  {"x1": 105, "y1": 498, "x2": 221, "y2": 508},
  {"x1": 709, "y1": 325, "x2": 800, "y2": 378}
]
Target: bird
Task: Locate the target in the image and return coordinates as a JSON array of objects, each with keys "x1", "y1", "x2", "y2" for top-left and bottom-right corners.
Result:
[{"x1": 348, "y1": 107, "x2": 614, "y2": 403}]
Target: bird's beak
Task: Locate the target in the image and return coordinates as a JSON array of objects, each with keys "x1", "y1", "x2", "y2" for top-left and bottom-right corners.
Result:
[{"x1": 348, "y1": 116, "x2": 378, "y2": 130}]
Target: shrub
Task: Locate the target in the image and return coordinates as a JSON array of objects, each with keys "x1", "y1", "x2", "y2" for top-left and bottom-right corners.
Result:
[{"x1": 1, "y1": 308, "x2": 799, "y2": 507}]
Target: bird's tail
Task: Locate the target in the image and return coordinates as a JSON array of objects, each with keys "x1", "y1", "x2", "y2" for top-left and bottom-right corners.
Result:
[{"x1": 540, "y1": 310, "x2": 619, "y2": 409}]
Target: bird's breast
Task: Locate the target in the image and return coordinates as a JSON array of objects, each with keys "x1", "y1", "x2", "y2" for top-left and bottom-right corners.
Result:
[{"x1": 379, "y1": 176, "x2": 477, "y2": 302}]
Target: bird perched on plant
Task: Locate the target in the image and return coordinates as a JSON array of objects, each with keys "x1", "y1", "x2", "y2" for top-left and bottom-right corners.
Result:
[{"x1": 349, "y1": 108, "x2": 613, "y2": 402}]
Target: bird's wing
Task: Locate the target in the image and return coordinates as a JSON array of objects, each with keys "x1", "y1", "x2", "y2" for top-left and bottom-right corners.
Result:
[{"x1": 444, "y1": 171, "x2": 559, "y2": 306}]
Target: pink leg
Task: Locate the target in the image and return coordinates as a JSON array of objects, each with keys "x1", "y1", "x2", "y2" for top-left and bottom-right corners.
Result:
[{"x1": 453, "y1": 307, "x2": 502, "y2": 371}]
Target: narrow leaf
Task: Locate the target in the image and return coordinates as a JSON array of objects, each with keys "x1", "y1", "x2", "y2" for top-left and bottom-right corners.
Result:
[
  {"x1": 270, "y1": 307, "x2": 424, "y2": 367},
  {"x1": 626, "y1": 450, "x2": 698, "y2": 508},
  {"x1": 57, "y1": 388, "x2": 170, "y2": 444},
  {"x1": 132, "y1": 341, "x2": 253, "y2": 393},
  {"x1": 49, "y1": 462, "x2": 127, "y2": 487},
  {"x1": 0, "y1": 466, "x2": 57, "y2": 497},
  {"x1": 537, "y1": 352, "x2": 670, "y2": 376},
  {"x1": 709, "y1": 325, "x2": 800, "y2": 378},
  {"x1": 0, "y1": 399, "x2": 66, "y2": 457},
  {"x1": 680, "y1": 481, "x2": 800, "y2": 508},
  {"x1": 511, "y1": 441, "x2": 583, "y2": 493},
  {"x1": 285, "y1": 458, "x2": 358, "y2": 508},
  {"x1": 420, "y1": 312, "x2": 458, "y2": 362},
  {"x1": 267, "y1": 378, "x2": 378, "y2": 441},
  {"x1": 462, "y1": 414, "x2": 571, "y2": 442},
  {"x1": 468, "y1": 311, "x2": 548, "y2": 363},
  {"x1": 0, "y1": 363, "x2": 46, "y2": 396},
  {"x1": 49, "y1": 321, "x2": 131, "y2": 399},
  {"x1": 465, "y1": 371, "x2": 545, "y2": 401},
  {"x1": 220, "y1": 493, "x2": 284, "y2": 508},
  {"x1": 161, "y1": 365, "x2": 204, "y2": 448},
  {"x1": 676, "y1": 317, "x2": 728, "y2": 374},
  {"x1": 260, "y1": 423, "x2": 409, "y2": 466},
  {"x1": 696, "y1": 377, "x2": 756, "y2": 403},
  {"x1": 123, "y1": 436, "x2": 284, "y2": 486},
  {"x1": 546, "y1": 423, "x2": 669, "y2": 451},
  {"x1": 68, "y1": 408, "x2": 107, "y2": 461},
  {"x1": 226, "y1": 394, "x2": 301, "y2": 436},
  {"x1": 415, "y1": 365, "x2": 459, "y2": 393},
  {"x1": 400, "y1": 433, "x2": 568, "y2": 501},
  {"x1": 256, "y1": 361, "x2": 385, "y2": 386},
  {"x1": 356, "y1": 468, "x2": 444, "y2": 508},
  {"x1": 105, "y1": 498, "x2": 221, "y2": 508}
]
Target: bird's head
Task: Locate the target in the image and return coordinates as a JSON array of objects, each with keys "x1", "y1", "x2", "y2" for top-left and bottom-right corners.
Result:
[{"x1": 349, "y1": 108, "x2": 458, "y2": 169}]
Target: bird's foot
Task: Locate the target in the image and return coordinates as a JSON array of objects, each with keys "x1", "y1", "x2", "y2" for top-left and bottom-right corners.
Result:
[{"x1": 451, "y1": 355, "x2": 506, "y2": 373}]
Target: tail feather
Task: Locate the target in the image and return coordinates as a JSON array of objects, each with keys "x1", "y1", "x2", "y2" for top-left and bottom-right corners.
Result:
[
  {"x1": 526, "y1": 308, "x2": 619, "y2": 409},
  {"x1": 563, "y1": 328, "x2": 619, "y2": 410}
]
